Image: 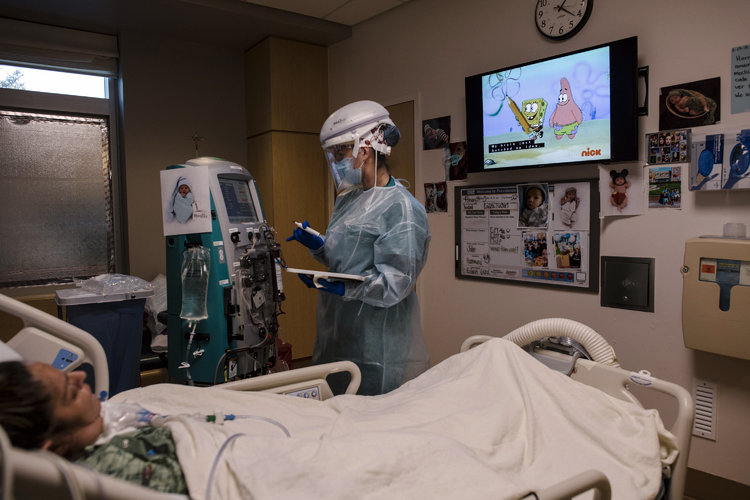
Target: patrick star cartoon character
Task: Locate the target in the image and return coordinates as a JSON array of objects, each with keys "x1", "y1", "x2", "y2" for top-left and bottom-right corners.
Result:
[{"x1": 549, "y1": 77, "x2": 583, "y2": 140}]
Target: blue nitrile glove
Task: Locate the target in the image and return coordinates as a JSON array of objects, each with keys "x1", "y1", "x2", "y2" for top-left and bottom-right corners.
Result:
[
  {"x1": 316, "y1": 278, "x2": 345, "y2": 296},
  {"x1": 298, "y1": 273, "x2": 316, "y2": 289},
  {"x1": 285, "y1": 221, "x2": 324, "y2": 250},
  {"x1": 296, "y1": 274, "x2": 345, "y2": 296}
]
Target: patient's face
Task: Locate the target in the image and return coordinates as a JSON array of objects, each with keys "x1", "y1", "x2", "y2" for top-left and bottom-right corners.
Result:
[{"x1": 27, "y1": 363, "x2": 102, "y2": 452}]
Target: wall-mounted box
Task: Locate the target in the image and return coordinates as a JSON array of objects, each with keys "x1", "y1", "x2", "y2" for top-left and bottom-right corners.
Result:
[{"x1": 681, "y1": 236, "x2": 750, "y2": 360}]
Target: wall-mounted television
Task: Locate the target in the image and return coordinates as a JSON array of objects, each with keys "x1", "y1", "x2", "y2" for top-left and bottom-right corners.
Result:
[{"x1": 465, "y1": 36, "x2": 638, "y2": 173}]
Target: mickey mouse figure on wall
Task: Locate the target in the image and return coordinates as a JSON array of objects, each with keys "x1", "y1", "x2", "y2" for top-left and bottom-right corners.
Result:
[{"x1": 609, "y1": 169, "x2": 630, "y2": 211}]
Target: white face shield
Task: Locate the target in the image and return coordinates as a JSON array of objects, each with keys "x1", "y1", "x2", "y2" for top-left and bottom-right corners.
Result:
[
  {"x1": 320, "y1": 101, "x2": 402, "y2": 194},
  {"x1": 322, "y1": 123, "x2": 402, "y2": 194},
  {"x1": 324, "y1": 142, "x2": 362, "y2": 194}
]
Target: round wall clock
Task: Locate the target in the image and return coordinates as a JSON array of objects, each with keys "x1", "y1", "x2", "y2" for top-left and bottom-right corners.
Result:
[{"x1": 535, "y1": 0, "x2": 593, "y2": 40}]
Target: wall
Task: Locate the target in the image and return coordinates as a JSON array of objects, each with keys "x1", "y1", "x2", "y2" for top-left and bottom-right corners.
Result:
[
  {"x1": 119, "y1": 31, "x2": 247, "y2": 282},
  {"x1": 327, "y1": 0, "x2": 750, "y2": 485}
]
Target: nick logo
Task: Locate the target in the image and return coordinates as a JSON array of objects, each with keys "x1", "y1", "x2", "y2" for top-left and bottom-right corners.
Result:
[{"x1": 581, "y1": 147, "x2": 602, "y2": 157}]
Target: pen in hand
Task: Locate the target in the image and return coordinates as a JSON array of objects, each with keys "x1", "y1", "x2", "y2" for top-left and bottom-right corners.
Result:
[{"x1": 294, "y1": 221, "x2": 321, "y2": 237}]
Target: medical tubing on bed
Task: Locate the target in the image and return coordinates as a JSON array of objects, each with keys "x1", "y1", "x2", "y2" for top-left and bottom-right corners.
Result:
[
  {"x1": 206, "y1": 433, "x2": 245, "y2": 500},
  {"x1": 502, "y1": 318, "x2": 619, "y2": 366},
  {"x1": 97, "y1": 402, "x2": 165, "y2": 443},
  {"x1": 205, "y1": 419, "x2": 290, "y2": 500}
]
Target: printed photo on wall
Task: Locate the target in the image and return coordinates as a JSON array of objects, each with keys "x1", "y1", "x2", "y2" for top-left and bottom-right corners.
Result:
[
  {"x1": 648, "y1": 165, "x2": 682, "y2": 209},
  {"x1": 522, "y1": 231, "x2": 548, "y2": 268},
  {"x1": 424, "y1": 181, "x2": 447, "y2": 213},
  {"x1": 445, "y1": 141, "x2": 468, "y2": 180},
  {"x1": 552, "y1": 232, "x2": 582, "y2": 269},
  {"x1": 646, "y1": 129, "x2": 690, "y2": 165},
  {"x1": 599, "y1": 162, "x2": 645, "y2": 217},
  {"x1": 550, "y1": 181, "x2": 590, "y2": 230},
  {"x1": 422, "y1": 116, "x2": 451, "y2": 150},
  {"x1": 517, "y1": 183, "x2": 549, "y2": 228},
  {"x1": 659, "y1": 77, "x2": 720, "y2": 130},
  {"x1": 161, "y1": 167, "x2": 212, "y2": 236}
]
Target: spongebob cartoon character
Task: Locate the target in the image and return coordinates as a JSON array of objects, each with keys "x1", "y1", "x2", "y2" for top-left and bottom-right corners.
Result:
[
  {"x1": 521, "y1": 98, "x2": 547, "y2": 141},
  {"x1": 507, "y1": 96, "x2": 548, "y2": 142}
]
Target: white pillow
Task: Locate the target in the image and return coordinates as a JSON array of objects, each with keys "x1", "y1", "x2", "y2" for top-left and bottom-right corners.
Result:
[{"x1": 0, "y1": 340, "x2": 22, "y2": 363}]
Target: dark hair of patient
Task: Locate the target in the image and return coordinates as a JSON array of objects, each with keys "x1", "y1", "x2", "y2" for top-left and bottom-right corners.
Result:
[{"x1": 0, "y1": 361, "x2": 54, "y2": 449}]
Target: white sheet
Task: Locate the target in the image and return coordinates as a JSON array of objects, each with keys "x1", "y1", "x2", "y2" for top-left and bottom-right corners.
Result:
[{"x1": 113, "y1": 338, "x2": 677, "y2": 500}]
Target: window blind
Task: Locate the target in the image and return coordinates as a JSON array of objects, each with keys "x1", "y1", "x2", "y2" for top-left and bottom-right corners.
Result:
[{"x1": 0, "y1": 18, "x2": 118, "y2": 77}]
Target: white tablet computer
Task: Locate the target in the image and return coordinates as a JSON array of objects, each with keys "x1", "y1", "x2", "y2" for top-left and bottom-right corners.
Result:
[{"x1": 285, "y1": 267, "x2": 366, "y2": 288}]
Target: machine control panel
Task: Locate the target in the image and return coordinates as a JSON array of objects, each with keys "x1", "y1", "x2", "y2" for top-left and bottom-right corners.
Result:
[
  {"x1": 284, "y1": 385, "x2": 322, "y2": 400},
  {"x1": 52, "y1": 349, "x2": 79, "y2": 370}
]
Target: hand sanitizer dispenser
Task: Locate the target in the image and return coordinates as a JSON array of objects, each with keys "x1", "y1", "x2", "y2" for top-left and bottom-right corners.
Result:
[{"x1": 681, "y1": 223, "x2": 750, "y2": 360}]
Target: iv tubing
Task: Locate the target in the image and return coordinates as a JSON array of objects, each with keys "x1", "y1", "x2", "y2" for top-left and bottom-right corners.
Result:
[
  {"x1": 182, "y1": 322, "x2": 197, "y2": 385},
  {"x1": 205, "y1": 417, "x2": 289, "y2": 500}
]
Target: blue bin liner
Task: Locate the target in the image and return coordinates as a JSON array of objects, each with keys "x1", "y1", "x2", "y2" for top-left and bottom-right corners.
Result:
[{"x1": 65, "y1": 299, "x2": 145, "y2": 396}]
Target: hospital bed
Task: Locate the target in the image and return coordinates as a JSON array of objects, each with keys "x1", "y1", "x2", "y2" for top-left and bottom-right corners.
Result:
[
  {"x1": 0, "y1": 292, "x2": 692, "y2": 500},
  {"x1": 460, "y1": 319, "x2": 694, "y2": 500}
]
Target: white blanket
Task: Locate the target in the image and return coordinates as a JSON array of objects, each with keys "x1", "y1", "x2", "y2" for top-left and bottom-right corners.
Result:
[{"x1": 113, "y1": 339, "x2": 677, "y2": 500}]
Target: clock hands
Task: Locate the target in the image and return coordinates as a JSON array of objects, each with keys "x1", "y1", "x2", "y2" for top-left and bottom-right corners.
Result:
[
  {"x1": 559, "y1": 6, "x2": 576, "y2": 16},
  {"x1": 555, "y1": 0, "x2": 577, "y2": 17}
]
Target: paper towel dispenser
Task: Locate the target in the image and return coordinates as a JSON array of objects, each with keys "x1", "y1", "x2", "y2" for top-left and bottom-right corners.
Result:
[{"x1": 681, "y1": 223, "x2": 750, "y2": 360}]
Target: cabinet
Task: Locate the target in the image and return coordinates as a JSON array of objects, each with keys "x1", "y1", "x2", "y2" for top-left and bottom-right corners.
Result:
[{"x1": 244, "y1": 37, "x2": 328, "y2": 359}]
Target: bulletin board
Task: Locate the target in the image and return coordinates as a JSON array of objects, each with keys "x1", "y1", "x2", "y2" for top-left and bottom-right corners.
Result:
[{"x1": 455, "y1": 179, "x2": 599, "y2": 291}]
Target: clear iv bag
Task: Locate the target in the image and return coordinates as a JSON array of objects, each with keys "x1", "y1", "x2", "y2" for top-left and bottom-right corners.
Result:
[{"x1": 180, "y1": 246, "x2": 210, "y2": 321}]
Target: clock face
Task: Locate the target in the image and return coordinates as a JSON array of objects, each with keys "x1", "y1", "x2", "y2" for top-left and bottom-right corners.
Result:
[{"x1": 535, "y1": 0, "x2": 592, "y2": 40}]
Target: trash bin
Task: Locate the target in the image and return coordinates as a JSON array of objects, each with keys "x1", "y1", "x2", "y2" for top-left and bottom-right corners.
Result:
[{"x1": 55, "y1": 287, "x2": 153, "y2": 396}]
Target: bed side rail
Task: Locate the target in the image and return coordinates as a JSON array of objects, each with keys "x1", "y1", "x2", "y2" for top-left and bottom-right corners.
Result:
[
  {"x1": 571, "y1": 358, "x2": 693, "y2": 500},
  {"x1": 0, "y1": 427, "x2": 183, "y2": 500},
  {"x1": 214, "y1": 360, "x2": 361, "y2": 398},
  {"x1": 524, "y1": 469, "x2": 611, "y2": 500},
  {"x1": 0, "y1": 293, "x2": 110, "y2": 401}
]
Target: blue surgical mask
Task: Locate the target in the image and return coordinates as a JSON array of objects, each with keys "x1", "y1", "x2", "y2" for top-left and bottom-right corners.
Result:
[{"x1": 333, "y1": 157, "x2": 362, "y2": 189}]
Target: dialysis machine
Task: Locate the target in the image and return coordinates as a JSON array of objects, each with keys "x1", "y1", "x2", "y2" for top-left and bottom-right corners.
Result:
[{"x1": 163, "y1": 157, "x2": 285, "y2": 385}]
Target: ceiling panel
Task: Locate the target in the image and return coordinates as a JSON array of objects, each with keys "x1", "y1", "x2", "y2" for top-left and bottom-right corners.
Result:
[
  {"x1": 238, "y1": 0, "x2": 345, "y2": 20},
  {"x1": 239, "y1": 0, "x2": 412, "y2": 26},
  {"x1": 0, "y1": 0, "x2": 412, "y2": 48},
  {"x1": 324, "y1": 0, "x2": 408, "y2": 26}
]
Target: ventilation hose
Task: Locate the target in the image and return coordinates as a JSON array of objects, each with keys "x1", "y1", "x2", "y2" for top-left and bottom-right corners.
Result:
[{"x1": 502, "y1": 318, "x2": 619, "y2": 367}]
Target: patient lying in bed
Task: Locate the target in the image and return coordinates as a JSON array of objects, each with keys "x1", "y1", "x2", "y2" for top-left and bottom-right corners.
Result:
[
  {"x1": 1, "y1": 338, "x2": 678, "y2": 500},
  {"x1": 0, "y1": 360, "x2": 188, "y2": 493}
]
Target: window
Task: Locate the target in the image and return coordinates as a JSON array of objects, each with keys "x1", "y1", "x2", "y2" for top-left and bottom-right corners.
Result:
[
  {"x1": 0, "y1": 63, "x2": 123, "y2": 287},
  {"x1": 0, "y1": 64, "x2": 107, "y2": 98}
]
